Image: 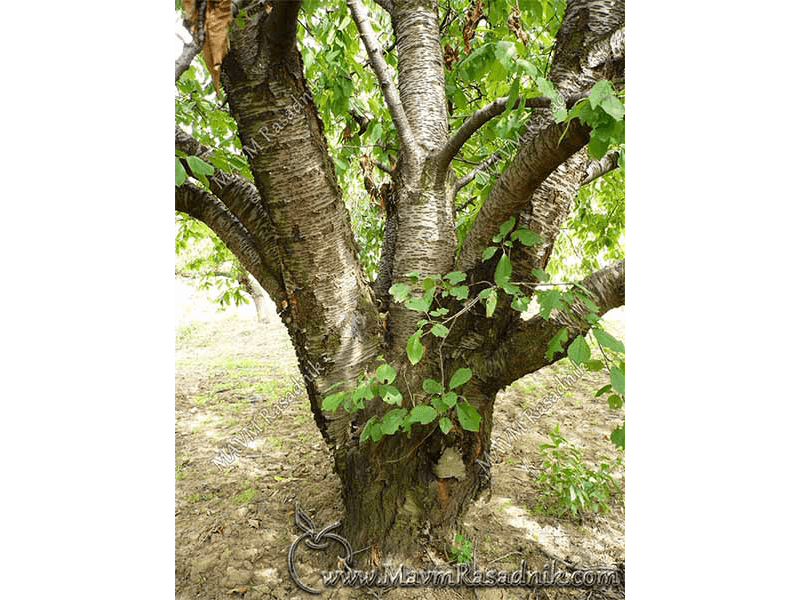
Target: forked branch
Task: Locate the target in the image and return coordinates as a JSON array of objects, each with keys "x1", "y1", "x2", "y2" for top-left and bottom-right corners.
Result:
[{"x1": 347, "y1": 0, "x2": 416, "y2": 155}]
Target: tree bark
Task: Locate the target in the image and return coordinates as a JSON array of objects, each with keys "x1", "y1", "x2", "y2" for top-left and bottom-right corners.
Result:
[{"x1": 175, "y1": 0, "x2": 625, "y2": 558}]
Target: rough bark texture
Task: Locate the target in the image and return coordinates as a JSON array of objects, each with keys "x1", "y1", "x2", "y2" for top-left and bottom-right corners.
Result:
[{"x1": 174, "y1": 0, "x2": 625, "y2": 559}]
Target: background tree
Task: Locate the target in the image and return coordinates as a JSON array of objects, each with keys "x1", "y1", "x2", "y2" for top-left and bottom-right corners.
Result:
[{"x1": 175, "y1": 0, "x2": 625, "y2": 559}]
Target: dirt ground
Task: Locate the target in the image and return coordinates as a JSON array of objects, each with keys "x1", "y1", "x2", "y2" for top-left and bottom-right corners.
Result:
[{"x1": 175, "y1": 277, "x2": 625, "y2": 599}]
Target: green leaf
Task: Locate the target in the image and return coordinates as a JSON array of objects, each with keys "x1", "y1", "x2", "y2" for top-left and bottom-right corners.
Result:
[
  {"x1": 430, "y1": 307, "x2": 449, "y2": 317},
  {"x1": 175, "y1": 158, "x2": 187, "y2": 186},
  {"x1": 607, "y1": 394, "x2": 623, "y2": 409},
  {"x1": 186, "y1": 155, "x2": 215, "y2": 177},
  {"x1": 444, "y1": 271, "x2": 466, "y2": 284},
  {"x1": 406, "y1": 295, "x2": 432, "y2": 313},
  {"x1": 511, "y1": 295, "x2": 530, "y2": 312},
  {"x1": 538, "y1": 289, "x2": 565, "y2": 319},
  {"x1": 421, "y1": 276, "x2": 437, "y2": 291},
  {"x1": 423, "y1": 379, "x2": 444, "y2": 395},
  {"x1": 456, "y1": 402, "x2": 481, "y2": 432},
  {"x1": 431, "y1": 323, "x2": 449, "y2": 338},
  {"x1": 536, "y1": 77, "x2": 567, "y2": 122},
  {"x1": 485, "y1": 289, "x2": 497, "y2": 317},
  {"x1": 431, "y1": 395, "x2": 447, "y2": 413},
  {"x1": 439, "y1": 417, "x2": 453, "y2": 434},
  {"x1": 406, "y1": 332, "x2": 424, "y2": 365},
  {"x1": 408, "y1": 404, "x2": 438, "y2": 425},
  {"x1": 442, "y1": 391, "x2": 458, "y2": 408},
  {"x1": 545, "y1": 327, "x2": 569, "y2": 361},
  {"x1": 567, "y1": 336, "x2": 591, "y2": 365},
  {"x1": 584, "y1": 359, "x2": 605, "y2": 372},
  {"x1": 494, "y1": 41, "x2": 517, "y2": 70},
  {"x1": 379, "y1": 384, "x2": 403, "y2": 405},
  {"x1": 595, "y1": 384, "x2": 612, "y2": 397},
  {"x1": 588, "y1": 132, "x2": 610, "y2": 160},
  {"x1": 588, "y1": 80, "x2": 615, "y2": 109},
  {"x1": 592, "y1": 328, "x2": 625, "y2": 353},
  {"x1": 505, "y1": 77, "x2": 520, "y2": 116},
  {"x1": 359, "y1": 417, "x2": 378, "y2": 444},
  {"x1": 369, "y1": 421, "x2": 384, "y2": 442},
  {"x1": 530, "y1": 268, "x2": 549, "y2": 282},
  {"x1": 376, "y1": 363, "x2": 396, "y2": 384},
  {"x1": 353, "y1": 383, "x2": 374, "y2": 407},
  {"x1": 601, "y1": 95, "x2": 625, "y2": 120},
  {"x1": 610, "y1": 366, "x2": 625, "y2": 397},
  {"x1": 610, "y1": 422, "x2": 625, "y2": 449},
  {"x1": 510, "y1": 228, "x2": 541, "y2": 246},
  {"x1": 498, "y1": 217, "x2": 516, "y2": 239},
  {"x1": 380, "y1": 408, "x2": 408, "y2": 435},
  {"x1": 494, "y1": 254, "x2": 512, "y2": 286},
  {"x1": 450, "y1": 285, "x2": 469, "y2": 300},
  {"x1": 389, "y1": 283, "x2": 410, "y2": 303},
  {"x1": 482, "y1": 246, "x2": 498, "y2": 261},
  {"x1": 322, "y1": 391, "x2": 347, "y2": 412},
  {"x1": 449, "y1": 367, "x2": 472, "y2": 390}
]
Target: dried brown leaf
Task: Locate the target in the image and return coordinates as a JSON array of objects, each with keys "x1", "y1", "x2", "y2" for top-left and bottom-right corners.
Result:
[
  {"x1": 444, "y1": 43, "x2": 459, "y2": 70},
  {"x1": 462, "y1": 0, "x2": 484, "y2": 55},
  {"x1": 202, "y1": 0, "x2": 232, "y2": 95},
  {"x1": 507, "y1": 7, "x2": 528, "y2": 46}
]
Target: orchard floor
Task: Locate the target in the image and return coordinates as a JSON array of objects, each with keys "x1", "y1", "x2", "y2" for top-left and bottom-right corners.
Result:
[{"x1": 175, "y1": 278, "x2": 625, "y2": 600}]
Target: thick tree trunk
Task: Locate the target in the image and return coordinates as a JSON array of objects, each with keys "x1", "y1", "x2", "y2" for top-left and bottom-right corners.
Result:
[
  {"x1": 175, "y1": 0, "x2": 625, "y2": 561},
  {"x1": 334, "y1": 374, "x2": 493, "y2": 560}
]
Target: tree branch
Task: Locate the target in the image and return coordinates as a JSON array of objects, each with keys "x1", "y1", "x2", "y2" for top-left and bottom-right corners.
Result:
[
  {"x1": 581, "y1": 151, "x2": 619, "y2": 186},
  {"x1": 373, "y1": 0, "x2": 394, "y2": 12},
  {"x1": 439, "y1": 93, "x2": 584, "y2": 171},
  {"x1": 483, "y1": 259, "x2": 625, "y2": 389},
  {"x1": 175, "y1": 40, "x2": 201, "y2": 82},
  {"x1": 264, "y1": 0, "x2": 302, "y2": 54},
  {"x1": 454, "y1": 153, "x2": 502, "y2": 193},
  {"x1": 457, "y1": 118, "x2": 591, "y2": 273},
  {"x1": 347, "y1": 0, "x2": 416, "y2": 155},
  {"x1": 175, "y1": 127, "x2": 284, "y2": 296},
  {"x1": 175, "y1": 182, "x2": 283, "y2": 300}
]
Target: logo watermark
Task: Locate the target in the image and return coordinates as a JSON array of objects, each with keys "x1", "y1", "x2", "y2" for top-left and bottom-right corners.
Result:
[{"x1": 287, "y1": 505, "x2": 621, "y2": 594}]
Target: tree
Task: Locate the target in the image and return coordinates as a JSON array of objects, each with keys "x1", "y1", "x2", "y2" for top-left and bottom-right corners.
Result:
[{"x1": 175, "y1": 0, "x2": 625, "y2": 560}]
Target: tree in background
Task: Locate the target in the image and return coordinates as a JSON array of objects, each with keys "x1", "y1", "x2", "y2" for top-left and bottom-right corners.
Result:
[{"x1": 175, "y1": 0, "x2": 625, "y2": 558}]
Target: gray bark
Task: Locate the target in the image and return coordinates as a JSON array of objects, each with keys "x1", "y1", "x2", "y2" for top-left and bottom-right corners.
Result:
[{"x1": 174, "y1": 0, "x2": 626, "y2": 555}]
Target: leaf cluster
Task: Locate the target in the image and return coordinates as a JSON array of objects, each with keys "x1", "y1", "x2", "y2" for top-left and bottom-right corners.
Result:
[
  {"x1": 532, "y1": 425, "x2": 622, "y2": 519},
  {"x1": 321, "y1": 359, "x2": 480, "y2": 444}
]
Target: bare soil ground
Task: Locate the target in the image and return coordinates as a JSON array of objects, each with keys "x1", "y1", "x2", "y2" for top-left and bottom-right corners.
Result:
[{"x1": 175, "y1": 278, "x2": 625, "y2": 600}]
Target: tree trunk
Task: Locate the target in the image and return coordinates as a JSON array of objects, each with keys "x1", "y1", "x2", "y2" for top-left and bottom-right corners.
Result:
[
  {"x1": 240, "y1": 272, "x2": 270, "y2": 323},
  {"x1": 175, "y1": 0, "x2": 625, "y2": 561}
]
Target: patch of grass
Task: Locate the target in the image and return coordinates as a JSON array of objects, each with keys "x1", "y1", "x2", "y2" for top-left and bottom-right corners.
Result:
[
  {"x1": 175, "y1": 465, "x2": 186, "y2": 481},
  {"x1": 266, "y1": 436, "x2": 283, "y2": 450},
  {"x1": 252, "y1": 379, "x2": 294, "y2": 400},
  {"x1": 234, "y1": 487, "x2": 259, "y2": 505},
  {"x1": 223, "y1": 356, "x2": 263, "y2": 370},
  {"x1": 176, "y1": 324, "x2": 198, "y2": 343},
  {"x1": 191, "y1": 393, "x2": 214, "y2": 407},
  {"x1": 186, "y1": 493, "x2": 212, "y2": 503}
]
